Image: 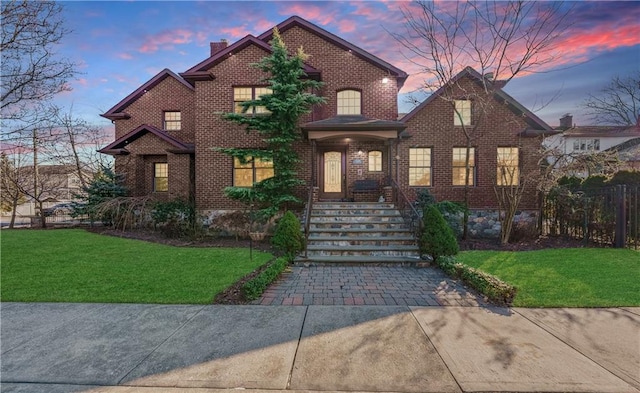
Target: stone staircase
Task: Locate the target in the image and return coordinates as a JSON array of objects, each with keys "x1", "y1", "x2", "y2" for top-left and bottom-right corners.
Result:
[{"x1": 299, "y1": 202, "x2": 422, "y2": 266}]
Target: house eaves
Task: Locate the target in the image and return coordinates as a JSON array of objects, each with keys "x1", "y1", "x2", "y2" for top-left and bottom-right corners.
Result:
[
  {"x1": 100, "y1": 69, "x2": 193, "y2": 121},
  {"x1": 259, "y1": 16, "x2": 408, "y2": 89},
  {"x1": 98, "y1": 124, "x2": 191, "y2": 155},
  {"x1": 400, "y1": 66, "x2": 554, "y2": 133},
  {"x1": 180, "y1": 34, "x2": 320, "y2": 82}
]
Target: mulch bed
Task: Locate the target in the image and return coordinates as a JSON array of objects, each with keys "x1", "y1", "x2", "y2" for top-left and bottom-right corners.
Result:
[{"x1": 87, "y1": 227, "x2": 590, "y2": 304}]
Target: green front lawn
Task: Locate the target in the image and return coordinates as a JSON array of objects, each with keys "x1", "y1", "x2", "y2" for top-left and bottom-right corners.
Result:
[
  {"x1": 1, "y1": 229, "x2": 272, "y2": 304},
  {"x1": 457, "y1": 248, "x2": 640, "y2": 307}
]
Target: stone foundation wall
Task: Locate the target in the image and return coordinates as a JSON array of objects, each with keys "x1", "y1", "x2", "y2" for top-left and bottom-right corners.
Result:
[{"x1": 443, "y1": 209, "x2": 538, "y2": 239}]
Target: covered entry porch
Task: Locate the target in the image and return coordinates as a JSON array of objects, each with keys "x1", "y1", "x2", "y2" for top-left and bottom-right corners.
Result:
[{"x1": 301, "y1": 115, "x2": 407, "y2": 202}]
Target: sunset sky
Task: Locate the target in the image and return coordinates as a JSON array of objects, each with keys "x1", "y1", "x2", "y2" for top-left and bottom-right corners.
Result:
[{"x1": 53, "y1": 1, "x2": 640, "y2": 132}]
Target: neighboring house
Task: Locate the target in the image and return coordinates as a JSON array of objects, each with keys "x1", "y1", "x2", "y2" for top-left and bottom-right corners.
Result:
[
  {"x1": 99, "y1": 15, "x2": 553, "y2": 220},
  {"x1": 16, "y1": 164, "x2": 87, "y2": 202},
  {"x1": 544, "y1": 114, "x2": 640, "y2": 175}
]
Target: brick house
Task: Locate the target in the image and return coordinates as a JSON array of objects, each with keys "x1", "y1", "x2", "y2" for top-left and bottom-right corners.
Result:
[{"x1": 100, "y1": 16, "x2": 553, "y2": 221}]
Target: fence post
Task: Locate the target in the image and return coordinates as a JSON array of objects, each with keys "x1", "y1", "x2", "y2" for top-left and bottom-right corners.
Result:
[{"x1": 615, "y1": 185, "x2": 627, "y2": 248}]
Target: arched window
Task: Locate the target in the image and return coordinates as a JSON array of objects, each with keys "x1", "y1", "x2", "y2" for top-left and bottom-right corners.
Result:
[
  {"x1": 337, "y1": 90, "x2": 361, "y2": 115},
  {"x1": 368, "y1": 150, "x2": 382, "y2": 172}
]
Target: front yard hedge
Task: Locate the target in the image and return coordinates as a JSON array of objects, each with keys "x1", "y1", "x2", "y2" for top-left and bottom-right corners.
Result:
[
  {"x1": 242, "y1": 256, "x2": 289, "y2": 301},
  {"x1": 437, "y1": 256, "x2": 517, "y2": 305}
]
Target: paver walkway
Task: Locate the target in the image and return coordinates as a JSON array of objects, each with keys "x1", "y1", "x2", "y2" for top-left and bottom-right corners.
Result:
[{"x1": 252, "y1": 266, "x2": 487, "y2": 306}]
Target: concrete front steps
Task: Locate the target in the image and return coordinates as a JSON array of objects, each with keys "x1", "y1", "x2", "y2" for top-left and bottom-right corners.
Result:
[{"x1": 298, "y1": 202, "x2": 423, "y2": 266}]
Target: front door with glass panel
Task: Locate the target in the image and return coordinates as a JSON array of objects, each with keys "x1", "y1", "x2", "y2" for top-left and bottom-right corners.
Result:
[{"x1": 320, "y1": 150, "x2": 346, "y2": 200}]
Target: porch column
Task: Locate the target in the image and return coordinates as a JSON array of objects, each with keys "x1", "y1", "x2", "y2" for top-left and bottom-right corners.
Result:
[
  {"x1": 311, "y1": 140, "x2": 317, "y2": 187},
  {"x1": 386, "y1": 139, "x2": 393, "y2": 185}
]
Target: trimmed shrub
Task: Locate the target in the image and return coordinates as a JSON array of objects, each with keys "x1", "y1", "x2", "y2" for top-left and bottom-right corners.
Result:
[
  {"x1": 242, "y1": 257, "x2": 288, "y2": 301},
  {"x1": 420, "y1": 204, "x2": 459, "y2": 262},
  {"x1": 271, "y1": 211, "x2": 304, "y2": 257},
  {"x1": 437, "y1": 256, "x2": 517, "y2": 305}
]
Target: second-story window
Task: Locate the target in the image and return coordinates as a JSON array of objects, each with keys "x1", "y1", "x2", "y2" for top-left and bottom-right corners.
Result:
[
  {"x1": 163, "y1": 111, "x2": 181, "y2": 130},
  {"x1": 337, "y1": 89, "x2": 361, "y2": 115},
  {"x1": 234, "y1": 87, "x2": 271, "y2": 114},
  {"x1": 454, "y1": 100, "x2": 472, "y2": 126}
]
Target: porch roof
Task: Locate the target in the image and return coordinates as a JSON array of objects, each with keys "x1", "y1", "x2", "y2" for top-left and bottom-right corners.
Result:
[{"x1": 301, "y1": 115, "x2": 407, "y2": 140}]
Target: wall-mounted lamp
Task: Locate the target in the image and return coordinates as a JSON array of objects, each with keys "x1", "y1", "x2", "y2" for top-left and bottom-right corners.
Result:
[
  {"x1": 357, "y1": 150, "x2": 364, "y2": 156},
  {"x1": 382, "y1": 77, "x2": 389, "y2": 84}
]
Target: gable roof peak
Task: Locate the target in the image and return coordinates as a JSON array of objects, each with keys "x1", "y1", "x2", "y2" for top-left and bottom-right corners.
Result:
[
  {"x1": 101, "y1": 68, "x2": 193, "y2": 120},
  {"x1": 258, "y1": 15, "x2": 408, "y2": 88}
]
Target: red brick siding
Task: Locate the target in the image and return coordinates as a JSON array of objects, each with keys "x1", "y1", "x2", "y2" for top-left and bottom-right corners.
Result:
[
  {"x1": 113, "y1": 133, "x2": 193, "y2": 199},
  {"x1": 280, "y1": 27, "x2": 398, "y2": 121},
  {"x1": 399, "y1": 76, "x2": 541, "y2": 210},
  {"x1": 193, "y1": 30, "x2": 399, "y2": 210},
  {"x1": 113, "y1": 76, "x2": 195, "y2": 143}
]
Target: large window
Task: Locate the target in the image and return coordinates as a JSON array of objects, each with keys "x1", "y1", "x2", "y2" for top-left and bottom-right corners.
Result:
[
  {"x1": 573, "y1": 138, "x2": 600, "y2": 152},
  {"x1": 233, "y1": 156, "x2": 274, "y2": 187},
  {"x1": 452, "y1": 147, "x2": 475, "y2": 186},
  {"x1": 154, "y1": 163, "x2": 168, "y2": 192},
  {"x1": 409, "y1": 148, "x2": 431, "y2": 186},
  {"x1": 234, "y1": 87, "x2": 271, "y2": 114},
  {"x1": 368, "y1": 150, "x2": 382, "y2": 172},
  {"x1": 163, "y1": 111, "x2": 181, "y2": 130},
  {"x1": 497, "y1": 147, "x2": 519, "y2": 186},
  {"x1": 337, "y1": 89, "x2": 361, "y2": 115},
  {"x1": 453, "y1": 100, "x2": 472, "y2": 126}
]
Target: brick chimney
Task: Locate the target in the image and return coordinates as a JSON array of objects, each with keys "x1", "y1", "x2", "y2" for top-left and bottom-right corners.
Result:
[
  {"x1": 210, "y1": 39, "x2": 227, "y2": 56},
  {"x1": 559, "y1": 113, "x2": 573, "y2": 130}
]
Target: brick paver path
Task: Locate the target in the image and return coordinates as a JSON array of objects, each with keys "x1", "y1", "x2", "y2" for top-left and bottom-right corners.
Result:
[{"x1": 252, "y1": 266, "x2": 487, "y2": 306}]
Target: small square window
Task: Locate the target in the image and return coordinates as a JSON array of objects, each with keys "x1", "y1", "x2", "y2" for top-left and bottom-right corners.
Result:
[{"x1": 163, "y1": 111, "x2": 181, "y2": 130}]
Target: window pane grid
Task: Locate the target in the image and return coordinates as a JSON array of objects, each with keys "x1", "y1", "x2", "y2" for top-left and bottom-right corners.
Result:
[
  {"x1": 368, "y1": 150, "x2": 382, "y2": 172},
  {"x1": 454, "y1": 100, "x2": 471, "y2": 126},
  {"x1": 497, "y1": 147, "x2": 519, "y2": 186},
  {"x1": 164, "y1": 111, "x2": 181, "y2": 130},
  {"x1": 452, "y1": 147, "x2": 475, "y2": 186},
  {"x1": 409, "y1": 148, "x2": 431, "y2": 186},
  {"x1": 234, "y1": 87, "x2": 271, "y2": 114},
  {"x1": 233, "y1": 155, "x2": 274, "y2": 187},
  {"x1": 337, "y1": 90, "x2": 361, "y2": 115},
  {"x1": 154, "y1": 163, "x2": 168, "y2": 192}
]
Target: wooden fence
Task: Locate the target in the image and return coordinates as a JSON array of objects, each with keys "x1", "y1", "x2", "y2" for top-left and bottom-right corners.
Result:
[{"x1": 542, "y1": 184, "x2": 639, "y2": 249}]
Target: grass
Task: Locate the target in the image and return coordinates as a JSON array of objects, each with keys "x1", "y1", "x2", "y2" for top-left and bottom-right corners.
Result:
[
  {"x1": 0, "y1": 229, "x2": 273, "y2": 304},
  {"x1": 456, "y1": 248, "x2": 640, "y2": 307}
]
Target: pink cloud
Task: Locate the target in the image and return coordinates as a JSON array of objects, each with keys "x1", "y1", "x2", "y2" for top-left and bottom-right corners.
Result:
[
  {"x1": 337, "y1": 20, "x2": 356, "y2": 33},
  {"x1": 219, "y1": 26, "x2": 249, "y2": 39},
  {"x1": 281, "y1": 4, "x2": 336, "y2": 26},
  {"x1": 349, "y1": 2, "x2": 377, "y2": 18},
  {"x1": 118, "y1": 53, "x2": 133, "y2": 60},
  {"x1": 138, "y1": 29, "x2": 194, "y2": 53}
]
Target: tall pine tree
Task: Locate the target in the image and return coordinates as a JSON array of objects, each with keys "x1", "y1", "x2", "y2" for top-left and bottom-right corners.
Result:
[{"x1": 217, "y1": 28, "x2": 325, "y2": 218}]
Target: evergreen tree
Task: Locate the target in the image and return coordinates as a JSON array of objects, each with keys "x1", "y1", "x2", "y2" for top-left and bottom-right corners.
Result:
[
  {"x1": 217, "y1": 28, "x2": 325, "y2": 218},
  {"x1": 420, "y1": 204, "x2": 459, "y2": 263}
]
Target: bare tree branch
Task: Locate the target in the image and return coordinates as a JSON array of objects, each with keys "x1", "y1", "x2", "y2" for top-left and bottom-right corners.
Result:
[
  {"x1": 583, "y1": 72, "x2": 640, "y2": 126},
  {"x1": 1, "y1": 0, "x2": 78, "y2": 123}
]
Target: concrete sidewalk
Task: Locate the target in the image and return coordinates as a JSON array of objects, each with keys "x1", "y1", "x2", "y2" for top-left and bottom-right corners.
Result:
[{"x1": 1, "y1": 303, "x2": 638, "y2": 393}]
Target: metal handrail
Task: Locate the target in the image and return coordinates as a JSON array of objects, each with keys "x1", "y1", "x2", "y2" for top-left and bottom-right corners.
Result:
[
  {"x1": 390, "y1": 179, "x2": 422, "y2": 236},
  {"x1": 303, "y1": 186, "x2": 314, "y2": 258}
]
